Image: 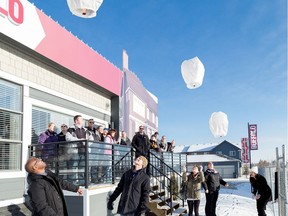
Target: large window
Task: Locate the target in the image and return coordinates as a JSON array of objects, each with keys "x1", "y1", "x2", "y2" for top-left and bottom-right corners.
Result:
[
  {"x1": 132, "y1": 94, "x2": 145, "y2": 117},
  {"x1": 0, "y1": 79, "x2": 22, "y2": 171},
  {"x1": 31, "y1": 106, "x2": 74, "y2": 143}
]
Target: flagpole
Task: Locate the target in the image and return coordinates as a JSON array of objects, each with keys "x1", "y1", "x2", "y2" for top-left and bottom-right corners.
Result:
[{"x1": 248, "y1": 122, "x2": 252, "y2": 168}]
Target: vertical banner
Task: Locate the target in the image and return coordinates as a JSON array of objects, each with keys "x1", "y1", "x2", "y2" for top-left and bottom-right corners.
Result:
[
  {"x1": 248, "y1": 124, "x2": 258, "y2": 150},
  {"x1": 241, "y1": 138, "x2": 250, "y2": 163}
]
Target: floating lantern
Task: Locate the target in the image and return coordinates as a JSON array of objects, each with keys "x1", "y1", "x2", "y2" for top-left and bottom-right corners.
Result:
[
  {"x1": 67, "y1": 0, "x2": 103, "y2": 18},
  {"x1": 209, "y1": 111, "x2": 229, "y2": 137},
  {"x1": 181, "y1": 56, "x2": 205, "y2": 89}
]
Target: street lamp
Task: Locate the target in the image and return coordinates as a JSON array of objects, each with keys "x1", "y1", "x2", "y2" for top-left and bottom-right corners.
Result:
[
  {"x1": 209, "y1": 111, "x2": 229, "y2": 137},
  {"x1": 67, "y1": 0, "x2": 103, "y2": 18},
  {"x1": 181, "y1": 56, "x2": 205, "y2": 89}
]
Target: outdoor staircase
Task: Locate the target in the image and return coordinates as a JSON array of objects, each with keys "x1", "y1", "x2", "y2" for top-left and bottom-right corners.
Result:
[{"x1": 147, "y1": 185, "x2": 187, "y2": 216}]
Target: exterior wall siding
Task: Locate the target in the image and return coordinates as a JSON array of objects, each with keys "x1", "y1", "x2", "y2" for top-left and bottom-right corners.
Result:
[
  {"x1": 0, "y1": 178, "x2": 25, "y2": 200},
  {"x1": 0, "y1": 42, "x2": 111, "y2": 112}
]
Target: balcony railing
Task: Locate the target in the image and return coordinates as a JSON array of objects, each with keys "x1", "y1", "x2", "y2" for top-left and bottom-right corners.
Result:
[{"x1": 28, "y1": 141, "x2": 187, "y2": 191}]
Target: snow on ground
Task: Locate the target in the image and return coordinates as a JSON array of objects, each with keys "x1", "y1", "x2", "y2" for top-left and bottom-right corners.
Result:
[{"x1": 184, "y1": 179, "x2": 276, "y2": 216}]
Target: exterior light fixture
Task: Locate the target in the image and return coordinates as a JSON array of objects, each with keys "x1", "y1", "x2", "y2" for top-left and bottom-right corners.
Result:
[
  {"x1": 181, "y1": 56, "x2": 205, "y2": 89},
  {"x1": 67, "y1": 0, "x2": 103, "y2": 18},
  {"x1": 209, "y1": 111, "x2": 229, "y2": 138}
]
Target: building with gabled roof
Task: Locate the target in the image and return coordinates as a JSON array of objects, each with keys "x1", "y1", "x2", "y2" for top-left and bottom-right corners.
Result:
[{"x1": 175, "y1": 140, "x2": 242, "y2": 178}]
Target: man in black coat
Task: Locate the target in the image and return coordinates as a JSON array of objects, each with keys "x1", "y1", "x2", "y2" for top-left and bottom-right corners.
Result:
[
  {"x1": 204, "y1": 162, "x2": 229, "y2": 216},
  {"x1": 25, "y1": 157, "x2": 83, "y2": 216},
  {"x1": 249, "y1": 166, "x2": 272, "y2": 216},
  {"x1": 131, "y1": 126, "x2": 150, "y2": 158},
  {"x1": 107, "y1": 156, "x2": 150, "y2": 216}
]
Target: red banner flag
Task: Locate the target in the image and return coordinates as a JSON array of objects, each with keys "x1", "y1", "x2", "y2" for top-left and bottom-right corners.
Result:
[
  {"x1": 248, "y1": 124, "x2": 258, "y2": 150},
  {"x1": 241, "y1": 138, "x2": 250, "y2": 163}
]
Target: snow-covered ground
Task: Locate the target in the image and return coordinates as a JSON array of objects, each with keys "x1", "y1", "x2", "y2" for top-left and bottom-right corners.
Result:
[{"x1": 184, "y1": 178, "x2": 276, "y2": 216}]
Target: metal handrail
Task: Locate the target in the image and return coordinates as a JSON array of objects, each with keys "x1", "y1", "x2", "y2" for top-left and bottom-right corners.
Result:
[{"x1": 149, "y1": 150, "x2": 186, "y2": 212}]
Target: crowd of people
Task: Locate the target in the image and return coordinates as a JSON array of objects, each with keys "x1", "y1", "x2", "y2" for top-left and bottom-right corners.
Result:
[
  {"x1": 25, "y1": 154, "x2": 272, "y2": 216},
  {"x1": 33, "y1": 118, "x2": 175, "y2": 155},
  {"x1": 27, "y1": 115, "x2": 272, "y2": 216}
]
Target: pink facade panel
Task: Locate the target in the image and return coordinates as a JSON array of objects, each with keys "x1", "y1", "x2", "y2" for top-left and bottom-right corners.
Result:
[
  {"x1": 0, "y1": 0, "x2": 122, "y2": 95},
  {"x1": 35, "y1": 9, "x2": 122, "y2": 96}
]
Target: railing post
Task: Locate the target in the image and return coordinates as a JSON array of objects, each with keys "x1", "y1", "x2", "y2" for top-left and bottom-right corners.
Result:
[
  {"x1": 112, "y1": 144, "x2": 115, "y2": 184},
  {"x1": 282, "y1": 145, "x2": 287, "y2": 216},
  {"x1": 171, "y1": 152, "x2": 174, "y2": 171},
  {"x1": 55, "y1": 143, "x2": 59, "y2": 176},
  {"x1": 84, "y1": 140, "x2": 89, "y2": 189},
  {"x1": 169, "y1": 179, "x2": 173, "y2": 214},
  {"x1": 131, "y1": 147, "x2": 134, "y2": 167}
]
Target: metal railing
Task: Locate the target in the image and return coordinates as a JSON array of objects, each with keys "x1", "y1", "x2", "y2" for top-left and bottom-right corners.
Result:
[
  {"x1": 262, "y1": 145, "x2": 288, "y2": 216},
  {"x1": 149, "y1": 150, "x2": 187, "y2": 213},
  {"x1": 276, "y1": 145, "x2": 287, "y2": 216},
  {"x1": 28, "y1": 141, "x2": 187, "y2": 195},
  {"x1": 29, "y1": 140, "x2": 134, "y2": 188}
]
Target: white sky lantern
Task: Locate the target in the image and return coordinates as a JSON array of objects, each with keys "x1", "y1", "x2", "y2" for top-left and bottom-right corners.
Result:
[
  {"x1": 181, "y1": 56, "x2": 205, "y2": 89},
  {"x1": 209, "y1": 111, "x2": 229, "y2": 138},
  {"x1": 67, "y1": 0, "x2": 103, "y2": 18}
]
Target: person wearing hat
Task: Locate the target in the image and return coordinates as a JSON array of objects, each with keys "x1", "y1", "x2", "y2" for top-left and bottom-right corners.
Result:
[
  {"x1": 107, "y1": 156, "x2": 150, "y2": 216},
  {"x1": 249, "y1": 166, "x2": 272, "y2": 216}
]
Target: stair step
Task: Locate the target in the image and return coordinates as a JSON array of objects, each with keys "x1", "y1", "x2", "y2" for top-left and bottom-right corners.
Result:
[
  {"x1": 166, "y1": 202, "x2": 180, "y2": 214},
  {"x1": 151, "y1": 185, "x2": 159, "y2": 191},
  {"x1": 150, "y1": 196, "x2": 170, "y2": 206},
  {"x1": 171, "y1": 207, "x2": 187, "y2": 215},
  {"x1": 149, "y1": 191, "x2": 166, "y2": 200}
]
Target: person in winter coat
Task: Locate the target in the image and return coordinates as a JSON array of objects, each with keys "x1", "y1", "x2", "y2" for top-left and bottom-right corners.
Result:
[
  {"x1": 107, "y1": 156, "x2": 150, "y2": 216},
  {"x1": 37, "y1": 122, "x2": 59, "y2": 165},
  {"x1": 183, "y1": 165, "x2": 208, "y2": 216},
  {"x1": 25, "y1": 157, "x2": 83, "y2": 216},
  {"x1": 204, "y1": 162, "x2": 229, "y2": 216},
  {"x1": 249, "y1": 166, "x2": 272, "y2": 216},
  {"x1": 131, "y1": 126, "x2": 150, "y2": 158}
]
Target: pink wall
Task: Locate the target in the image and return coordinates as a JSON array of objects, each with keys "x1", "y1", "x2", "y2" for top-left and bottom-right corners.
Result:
[{"x1": 34, "y1": 9, "x2": 122, "y2": 96}]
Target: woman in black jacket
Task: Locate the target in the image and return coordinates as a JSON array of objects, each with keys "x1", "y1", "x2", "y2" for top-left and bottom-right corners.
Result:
[
  {"x1": 107, "y1": 156, "x2": 150, "y2": 216},
  {"x1": 249, "y1": 166, "x2": 272, "y2": 216},
  {"x1": 25, "y1": 157, "x2": 83, "y2": 216}
]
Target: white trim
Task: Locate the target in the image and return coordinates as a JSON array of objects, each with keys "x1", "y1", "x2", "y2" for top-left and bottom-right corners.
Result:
[
  {"x1": 0, "y1": 172, "x2": 26, "y2": 178},
  {"x1": 29, "y1": 98, "x2": 108, "y2": 126},
  {"x1": 0, "y1": 70, "x2": 111, "y2": 115},
  {"x1": 0, "y1": 198, "x2": 25, "y2": 208},
  {"x1": 83, "y1": 188, "x2": 89, "y2": 216}
]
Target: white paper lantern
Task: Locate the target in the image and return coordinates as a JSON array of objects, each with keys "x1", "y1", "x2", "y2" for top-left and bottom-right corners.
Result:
[
  {"x1": 67, "y1": 0, "x2": 103, "y2": 18},
  {"x1": 181, "y1": 57, "x2": 205, "y2": 89},
  {"x1": 209, "y1": 111, "x2": 229, "y2": 138}
]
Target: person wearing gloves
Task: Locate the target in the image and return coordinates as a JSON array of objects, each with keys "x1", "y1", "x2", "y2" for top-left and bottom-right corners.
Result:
[
  {"x1": 182, "y1": 165, "x2": 208, "y2": 216},
  {"x1": 107, "y1": 156, "x2": 150, "y2": 216},
  {"x1": 25, "y1": 157, "x2": 83, "y2": 216},
  {"x1": 204, "y1": 162, "x2": 229, "y2": 216},
  {"x1": 249, "y1": 166, "x2": 272, "y2": 216}
]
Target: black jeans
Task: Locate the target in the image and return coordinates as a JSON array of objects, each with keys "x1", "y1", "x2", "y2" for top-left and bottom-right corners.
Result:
[
  {"x1": 187, "y1": 200, "x2": 200, "y2": 216},
  {"x1": 256, "y1": 197, "x2": 269, "y2": 216},
  {"x1": 205, "y1": 190, "x2": 219, "y2": 216}
]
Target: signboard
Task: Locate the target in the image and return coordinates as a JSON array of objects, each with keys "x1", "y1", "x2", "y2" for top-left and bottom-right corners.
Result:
[
  {"x1": 0, "y1": 0, "x2": 45, "y2": 49},
  {"x1": 248, "y1": 124, "x2": 258, "y2": 150},
  {"x1": 241, "y1": 138, "x2": 249, "y2": 163},
  {"x1": 0, "y1": 0, "x2": 122, "y2": 96}
]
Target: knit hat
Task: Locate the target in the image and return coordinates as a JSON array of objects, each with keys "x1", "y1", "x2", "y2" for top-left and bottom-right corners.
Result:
[
  {"x1": 250, "y1": 166, "x2": 258, "y2": 174},
  {"x1": 138, "y1": 156, "x2": 148, "y2": 168}
]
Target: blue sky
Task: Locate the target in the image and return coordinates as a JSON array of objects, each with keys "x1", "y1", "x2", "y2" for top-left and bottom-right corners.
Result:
[{"x1": 29, "y1": 0, "x2": 287, "y2": 162}]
